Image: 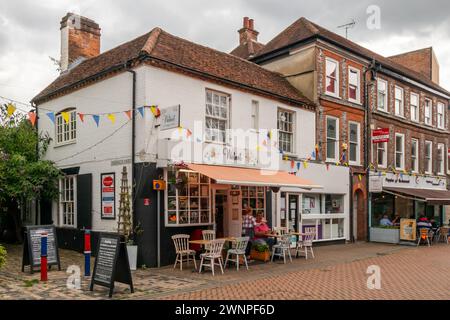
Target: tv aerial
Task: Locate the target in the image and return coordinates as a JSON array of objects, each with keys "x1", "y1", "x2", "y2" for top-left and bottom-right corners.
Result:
[{"x1": 337, "y1": 19, "x2": 356, "y2": 39}]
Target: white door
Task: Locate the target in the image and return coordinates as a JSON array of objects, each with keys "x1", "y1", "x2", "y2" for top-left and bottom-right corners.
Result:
[{"x1": 227, "y1": 189, "x2": 242, "y2": 237}]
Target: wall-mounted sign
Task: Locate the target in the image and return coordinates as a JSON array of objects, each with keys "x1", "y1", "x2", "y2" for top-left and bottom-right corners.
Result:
[
  {"x1": 372, "y1": 128, "x2": 390, "y2": 144},
  {"x1": 101, "y1": 173, "x2": 116, "y2": 220},
  {"x1": 160, "y1": 105, "x2": 180, "y2": 130}
]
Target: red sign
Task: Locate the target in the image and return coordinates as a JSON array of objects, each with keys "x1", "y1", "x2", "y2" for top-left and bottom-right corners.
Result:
[
  {"x1": 144, "y1": 198, "x2": 150, "y2": 206},
  {"x1": 372, "y1": 128, "x2": 390, "y2": 144},
  {"x1": 101, "y1": 173, "x2": 115, "y2": 219},
  {"x1": 103, "y1": 176, "x2": 113, "y2": 187}
]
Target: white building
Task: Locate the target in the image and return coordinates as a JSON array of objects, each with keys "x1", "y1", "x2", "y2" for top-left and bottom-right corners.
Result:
[{"x1": 33, "y1": 13, "x2": 350, "y2": 267}]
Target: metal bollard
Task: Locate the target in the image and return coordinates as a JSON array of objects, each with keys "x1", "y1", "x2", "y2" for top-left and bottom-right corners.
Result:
[
  {"x1": 84, "y1": 229, "x2": 91, "y2": 276},
  {"x1": 40, "y1": 232, "x2": 48, "y2": 282}
]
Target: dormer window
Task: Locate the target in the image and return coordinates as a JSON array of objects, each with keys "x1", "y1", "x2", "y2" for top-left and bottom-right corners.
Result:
[{"x1": 56, "y1": 109, "x2": 77, "y2": 145}]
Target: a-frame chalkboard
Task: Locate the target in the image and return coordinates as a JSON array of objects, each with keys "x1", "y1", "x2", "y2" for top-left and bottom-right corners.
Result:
[
  {"x1": 90, "y1": 233, "x2": 134, "y2": 298},
  {"x1": 21, "y1": 225, "x2": 61, "y2": 274}
]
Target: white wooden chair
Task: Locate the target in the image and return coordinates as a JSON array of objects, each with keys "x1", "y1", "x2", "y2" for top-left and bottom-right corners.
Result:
[
  {"x1": 271, "y1": 234, "x2": 292, "y2": 264},
  {"x1": 202, "y1": 230, "x2": 216, "y2": 252},
  {"x1": 295, "y1": 232, "x2": 315, "y2": 259},
  {"x1": 172, "y1": 234, "x2": 197, "y2": 271},
  {"x1": 224, "y1": 237, "x2": 249, "y2": 271},
  {"x1": 199, "y1": 239, "x2": 226, "y2": 276},
  {"x1": 272, "y1": 227, "x2": 288, "y2": 235}
]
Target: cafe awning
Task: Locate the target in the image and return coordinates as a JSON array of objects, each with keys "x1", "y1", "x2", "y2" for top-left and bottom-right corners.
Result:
[
  {"x1": 186, "y1": 163, "x2": 322, "y2": 189},
  {"x1": 384, "y1": 187, "x2": 450, "y2": 205}
]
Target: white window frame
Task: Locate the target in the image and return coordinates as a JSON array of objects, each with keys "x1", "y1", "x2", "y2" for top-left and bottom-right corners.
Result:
[
  {"x1": 410, "y1": 93, "x2": 419, "y2": 122},
  {"x1": 205, "y1": 90, "x2": 230, "y2": 144},
  {"x1": 394, "y1": 86, "x2": 404, "y2": 117},
  {"x1": 251, "y1": 100, "x2": 259, "y2": 130},
  {"x1": 424, "y1": 99, "x2": 432, "y2": 126},
  {"x1": 395, "y1": 133, "x2": 405, "y2": 170},
  {"x1": 325, "y1": 57, "x2": 339, "y2": 97},
  {"x1": 348, "y1": 121, "x2": 360, "y2": 165},
  {"x1": 376, "y1": 139, "x2": 387, "y2": 168},
  {"x1": 55, "y1": 109, "x2": 77, "y2": 146},
  {"x1": 326, "y1": 116, "x2": 339, "y2": 162},
  {"x1": 425, "y1": 141, "x2": 433, "y2": 174},
  {"x1": 377, "y1": 79, "x2": 388, "y2": 112},
  {"x1": 437, "y1": 102, "x2": 445, "y2": 129},
  {"x1": 411, "y1": 138, "x2": 419, "y2": 173},
  {"x1": 278, "y1": 108, "x2": 295, "y2": 154},
  {"x1": 348, "y1": 67, "x2": 360, "y2": 104},
  {"x1": 437, "y1": 143, "x2": 445, "y2": 175},
  {"x1": 447, "y1": 145, "x2": 450, "y2": 175},
  {"x1": 59, "y1": 175, "x2": 77, "y2": 228}
]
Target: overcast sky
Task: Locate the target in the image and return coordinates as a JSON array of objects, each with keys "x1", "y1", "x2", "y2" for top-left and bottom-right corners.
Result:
[{"x1": 1, "y1": 0, "x2": 449, "y2": 110}]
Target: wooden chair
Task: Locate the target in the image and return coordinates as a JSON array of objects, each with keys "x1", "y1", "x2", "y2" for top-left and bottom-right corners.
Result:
[
  {"x1": 271, "y1": 234, "x2": 292, "y2": 264},
  {"x1": 436, "y1": 227, "x2": 449, "y2": 244},
  {"x1": 199, "y1": 239, "x2": 226, "y2": 276},
  {"x1": 202, "y1": 230, "x2": 216, "y2": 252},
  {"x1": 272, "y1": 227, "x2": 288, "y2": 235},
  {"x1": 172, "y1": 234, "x2": 197, "y2": 271},
  {"x1": 417, "y1": 228, "x2": 431, "y2": 247},
  {"x1": 295, "y1": 232, "x2": 315, "y2": 259},
  {"x1": 224, "y1": 237, "x2": 249, "y2": 271}
]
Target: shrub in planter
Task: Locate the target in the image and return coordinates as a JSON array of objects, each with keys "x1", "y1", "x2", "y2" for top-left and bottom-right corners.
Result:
[
  {"x1": 250, "y1": 240, "x2": 270, "y2": 262},
  {"x1": 0, "y1": 245, "x2": 7, "y2": 269}
]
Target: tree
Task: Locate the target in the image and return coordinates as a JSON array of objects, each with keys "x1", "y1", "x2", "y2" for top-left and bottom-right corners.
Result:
[{"x1": 0, "y1": 104, "x2": 62, "y2": 242}]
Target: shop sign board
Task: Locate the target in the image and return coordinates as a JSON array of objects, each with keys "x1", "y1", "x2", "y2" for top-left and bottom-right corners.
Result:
[
  {"x1": 160, "y1": 105, "x2": 180, "y2": 130},
  {"x1": 101, "y1": 173, "x2": 116, "y2": 219},
  {"x1": 372, "y1": 128, "x2": 390, "y2": 144},
  {"x1": 400, "y1": 219, "x2": 417, "y2": 241}
]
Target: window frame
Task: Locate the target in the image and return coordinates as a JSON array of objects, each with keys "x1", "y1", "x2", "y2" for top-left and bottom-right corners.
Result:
[
  {"x1": 377, "y1": 79, "x2": 388, "y2": 112},
  {"x1": 424, "y1": 99, "x2": 432, "y2": 126},
  {"x1": 376, "y1": 139, "x2": 387, "y2": 169},
  {"x1": 326, "y1": 116, "x2": 339, "y2": 162},
  {"x1": 59, "y1": 175, "x2": 77, "y2": 228},
  {"x1": 395, "y1": 133, "x2": 405, "y2": 170},
  {"x1": 251, "y1": 100, "x2": 259, "y2": 130},
  {"x1": 411, "y1": 138, "x2": 419, "y2": 173},
  {"x1": 410, "y1": 92, "x2": 419, "y2": 122},
  {"x1": 394, "y1": 86, "x2": 404, "y2": 117},
  {"x1": 425, "y1": 141, "x2": 433, "y2": 174},
  {"x1": 348, "y1": 121, "x2": 360, "y2": 165},
  {"x1": 55, "y1": 109, "x2": 77, "y2": 146},
  {"x1": 325, "y1": 57, "x2": 340, "y2": 97},
  {"x1": 437, "y1": 143, "x2": 445, "y2": 175},
  {"x1": 277, "y1": 108, "x2": 295, "y2": 154},
  {"x1": 348, "y1": 67, "x2": 361, "y2": 104},
  {"x1": 437, "y1": 102, "x2": 445, "y2": 129},
  {"x1": 205, "y1": 89, "x2": 230, "y2": 144}
]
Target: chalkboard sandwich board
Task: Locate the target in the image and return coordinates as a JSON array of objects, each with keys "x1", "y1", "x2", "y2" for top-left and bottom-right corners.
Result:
[
  {"x1": 22, "y1": 225, "x2": 61, "y2": 274},
  {"x1": 90, "y1": 233, "x2": 134, "y2": 298}
]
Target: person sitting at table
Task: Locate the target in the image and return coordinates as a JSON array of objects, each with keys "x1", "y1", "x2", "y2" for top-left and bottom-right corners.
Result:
[
  {"x1": 253, "y1": 212, "x2": 276, "y2": 249},
  {"x1": 379, "y1": 214, "x2": 393, "y2": 226},
  {"x1": 392, "y1": 214, "x2": 401, "y2": 226},
  {"x1": 417, "y1": 215, "x2": 432, "y2": 230}
]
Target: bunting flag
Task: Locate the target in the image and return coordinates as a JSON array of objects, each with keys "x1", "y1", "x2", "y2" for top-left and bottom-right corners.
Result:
[
  {"x1": 178, "y1": 126, "x2": 183, "y2": 135},
  {"x1": 382, "y1": 171, "x2": 387, "y2": 176},
  {"x1": 186, "y1": 129, "x2": 192, "y2": 138},
  {"x1": 262, "y1": 140, "x2": 267, "y2": 146},
  {"x1": 311, "y1": 151, "x2": 316, "y2": 160},
  {"x1": 256, "y1": 145, "x2": 261, "y2": 152},
  {"x1": 61, "y1": 111, "x2": 70, "y2": 124},
  {"x1": 150, "y1": 105, "x2": 161, "y2": 118},
  {"x1": 315, "y1": 144, "x2": 320, "y2": 160},
  {"x1": 124, "y1": 110, "x2": 132, "y2": 120},
  {"x1": 297, "y1": 162, "x2": 301, "y2": 170},
  {"x1": 267, "y1": 131, "x2": 272, "y2": 140},
  {"x1": 358, "y1": 174, "x2": 362, "y2": 182},
  {"x1": 303, "y1": 161, "x2": 308, "y2": 169},
  {"x1": 28, "y1": 112, "x2": 37, "y2": 126},
  {"x1": 340, "y1": 151, "x2": 346, "y2": 163},
  {"x1": 342, "y1": 143, "x2": 348, "y2": 151},
  {"x1": 46, "y1": 112, "x2": 55, "y2": 124},
  {"x1": 92, "y1": 115, "x2": 100, "y2": 127},
  {"x1": 107, "y1": 114, "x2": 116, "y2": 124},
  {"x1": 290, "y1": 160, "x2": 295, "y2": 169},
  {"x1": 7, "y1": 103, "x2": 16, "y2": 117},
  {"x1": 78, "y1": 113, "x2": 85, "y2": 123},
  {"x1": 138, "y1": 107, "x2": 144, "y2": 118},
  {"x1": 283, "y1": 155, "x2": 289, "y2": 161}
]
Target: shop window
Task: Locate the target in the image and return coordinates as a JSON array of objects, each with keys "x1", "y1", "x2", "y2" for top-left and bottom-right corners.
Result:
[
  {"x1": 377, "y1": 79, "x2": 388, "y2": 112},
  {"x1": 302, "y1": 194, "x2": 321, "y2": 214},
  {"x1": 425, "y1": 141, "x2": 432, "y2": 174},
  {"x1": 349, "y1": 122, "x2": 360, "y2": 165},
  {"x1": 394, "y1": 86, "x2": 404, "y2": 117},
  {"x1": 348, "y1": 67, "x2": 360, "y2": 103},
  {"x1": 325, "y1": 195, "x2": 344, "y2": 214},
  {"x1": 205, "y1": 90, "x2": 229, "y2": 143},
  {"x1": 59, "y1": 176, "x2": 77, "y2": 227},
  {"x1": 56, "y1": 109, "x2": 77, "y2": 145},
  {"x1": 410, "y1": 93, "x2": 419, "y2": 122},
  {"x1": 437, "y1": 144, "x2": 445, "y2": 175},
  {"x1": 325, "y1": 58, "x2": 339, "y2": 97},
  {"x1": 326, "y1": 116, "x2": 339, "y2": 162},
  {"x1": 437, "y1": 102, "x2": 445, "y2": 129},
  {"x1": 301, "y1": 218, "x2": 345, "y2": 241},
  {"x1": 277, "y1": 108, "x2": 294, "y2": 153},
  {"x1": 166, "y1": 169, "x2": 212, "y2": 226},
  {"x1": 241, "y1": 186, "x2": 266, "y2": 218},
  {"x1": 424, "y1": 99, "x2": 432, "y2": 126},
  {"x1": 411, "y1": 139, "x2": 419, "y2": 173}
]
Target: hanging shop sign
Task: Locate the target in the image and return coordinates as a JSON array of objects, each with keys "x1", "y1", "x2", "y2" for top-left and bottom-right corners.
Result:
[
  {"x1": 160, "y1": 105, "x2": 180, "y2": 130},
  {"x1": 22, "y1": 225, "x2": 61, "y2": 274},
  {"x1": 400, "y1": 219, "x2": 417, "y2": 241},
  {"x1": 101, "y1": 173, "x2": 116, "y2": 220},
  {"x1": 372, "y1": 128, "x2": 390, "y2": 144}
]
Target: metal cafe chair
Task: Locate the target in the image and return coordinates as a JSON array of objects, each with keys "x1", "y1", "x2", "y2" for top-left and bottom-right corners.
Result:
[
  {"x1": 271, "y1": 234, "x2": 293, "y2": 264},
  {"x1": 199, "y1": 239, "x2": 226, "y2": 276},
  {"x1": 202, "y1": 230, "x2": 216, "y2": 252},
  {"x1": 172, "y1": 234, "x2": 197, "y2": 271},
  {"x1": 224, "y1": 237, "x2": 250, "y2": 271},
  {"x1": 295, "y1": 232, "x2": 316, "y2": 259},
  {"x1": 436, "y1": 227, "x2": 450, "y2": 244},
  {"x1": 417, "y1": 228, "x2": 432, "y2": 247}
]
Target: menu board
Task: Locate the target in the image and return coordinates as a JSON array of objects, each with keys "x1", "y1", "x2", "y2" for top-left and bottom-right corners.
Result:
[
  {"x1": 22, "y1": 225, "x2": 61, "y2": 273},
  {"x1": 400, "y1": 219, "x2": 417, "y2": 241},
  {"x1": 93, "y1": 236, "x2": 119, "y2": 285}
]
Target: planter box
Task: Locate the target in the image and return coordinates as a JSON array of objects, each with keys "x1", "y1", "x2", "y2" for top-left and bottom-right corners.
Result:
[
  {"x1": 250, "y1": 249, "x2": 270, "y2": 262},
  {"x1": 370, "y1": 227, "x2": 400, "y2": 244},
  {"x1": 126, "y1": 245, "x2": 138, "y2": 271}
]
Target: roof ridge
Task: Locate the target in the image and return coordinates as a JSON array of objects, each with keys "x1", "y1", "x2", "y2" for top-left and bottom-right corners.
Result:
[
  {"x1": 388, "y1": 46, "x2": 432, "y2": 58},
  {"x1": 141, "y1": 27, "x2": 162, "y2": 55},
  {"x1": 300, "y1": 17, "x2": 319, "y2": 34}
]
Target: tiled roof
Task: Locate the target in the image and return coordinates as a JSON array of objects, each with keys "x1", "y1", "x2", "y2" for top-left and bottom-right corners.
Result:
[
  {"x1": 253, "y1": 17, "x2": 450, "y2": 97},
  {"x1": 230, "y1": 40, "x2": 265, "y2": 59},
  {"x1": 32, "y1": 28, "x2": 314, "y2": 107}
]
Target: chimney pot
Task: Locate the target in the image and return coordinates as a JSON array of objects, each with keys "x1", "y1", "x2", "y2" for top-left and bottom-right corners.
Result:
[
  {"x1": 243, "y1": 17, "x2": 250, "y2": 29},
  {"x1": 249, "y1": 19, "x2": 254, "y2": 30},
  {"x1": 238, "y1": 17, "x2": 259, "y2": 46}
]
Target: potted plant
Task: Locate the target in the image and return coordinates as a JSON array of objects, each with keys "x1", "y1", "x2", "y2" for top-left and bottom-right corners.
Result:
[
  {"x1": 126, "y1": 222, "x2": 144, "y2": 271},
  {"x1": 250, "y1": 240, "x2": 270, "y2": 262}
]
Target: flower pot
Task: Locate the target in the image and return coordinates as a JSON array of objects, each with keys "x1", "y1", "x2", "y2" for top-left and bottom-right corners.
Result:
[
  {"x1": 250, "y1": 249, "x2": 270, "y2": 262},
  {"x1": 126, "y1": 245, "x2": 138, "y2": 271}
]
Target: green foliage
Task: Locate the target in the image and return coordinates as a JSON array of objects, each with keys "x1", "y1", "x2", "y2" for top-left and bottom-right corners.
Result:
[
  {"x1": 23, "y1": 279, "x2": 39, "y2": 287},
  {"x1": 0, "y1": 245, "x2": 6, "y2": 269},
  {"x1": 251, "y1": 241, "x2": 269, "y2": 252}
]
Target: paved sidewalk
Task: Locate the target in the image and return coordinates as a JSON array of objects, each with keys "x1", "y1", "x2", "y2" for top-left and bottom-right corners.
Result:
[{"x1": 1, "y1": 241, "x2": 449, "y2": 299}]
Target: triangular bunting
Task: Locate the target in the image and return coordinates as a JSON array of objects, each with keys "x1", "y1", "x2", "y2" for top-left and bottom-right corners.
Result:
[
  {"x1": 46, "y1": 112, "x2": 55, "y2": 124},
  {"x1": 78, "y1": 113, "x2": 85, "y2": 122},
  {"x1": 138, "y1": 107, "x2": 144, "y2": 118},
  {"x1": 92, "y1": 115, "x2": 100, "y2": 127},
  {"x1": 61, "y1": 111, "x2": 70, "y2": 123},
  {"x1": 7, "y1": 103, "x2": 16, "y2": 117},
  {"x1": 28, "y1": 112, "x2": 37, "y2": 126},
  {"x1": 107, "y1": 114, "x2": 116, "y2": 124},
  {"x1": 124, "y1": 110, "x2": 132, "y2": 120},
  {"x1": 150, "y1": 105, "x2": 161, "y2": 118}
]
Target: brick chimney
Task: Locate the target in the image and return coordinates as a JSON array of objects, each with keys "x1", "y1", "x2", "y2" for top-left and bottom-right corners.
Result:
[
  {"x1": 60, "y1": 13, "x2": 101, "y2": 72},
  {"x1": 238, "y1": 17, "x2": 259, "y2": 46}
]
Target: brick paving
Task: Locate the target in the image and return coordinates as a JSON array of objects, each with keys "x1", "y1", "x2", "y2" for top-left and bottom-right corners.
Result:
[{"x1": 1, "y1": 242, "x2": 449, "y2": 299}]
